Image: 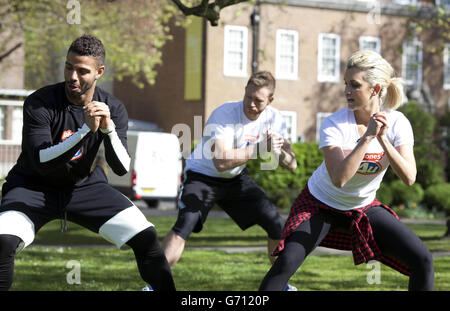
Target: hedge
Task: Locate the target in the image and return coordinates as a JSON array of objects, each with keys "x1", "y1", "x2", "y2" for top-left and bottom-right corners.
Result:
[
  {"x1": 247, "y1": 142, "x2": 323, "y2": 209},
  {"x1": 397, "y1": 102, "x2": 446, "y2": 188},
  {"x1": 424, "y1": 183, "x2": 450, "y2": 215},
  {"x1": 376, "y1": 182, "x2": 394, "y2": 206},
  {"x1": 0, "y1": 176, "x2": 4, "y2": 198}
]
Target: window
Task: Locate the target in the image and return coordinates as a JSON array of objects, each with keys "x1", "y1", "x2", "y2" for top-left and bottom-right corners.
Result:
[
  {"x1": 359, "y1": 36, "x2": 381, "y2": 54},
  {"x1": 402, "y1": 40, "x2": 423, "y2": 86},
  {"x1": 318, "y1": 33, "x2": 340, "y2": 83},
  {"x1": 0, "y1": 100, "x2": 23, "y2": 143},
  {"x1": 223, "y1": 25, "x2": 248, "y2": 77},
  {"x1": 280, "y1": 110, "x2": 297, "y2": 143},
  {"x1": 0, "y1": 106, "x2": 5, "y2": 140},
  {"x1": 275, "y1": 29, "x2": 299, "y2": 80},
  {"x1": 394, "y1": 0, "x2": 417, "y2": 5},
  {"x1": 445, "y1": 44, "x2": 450, "y2": 90},
  {"x1": 11, "y1": 107, "x2": 23, "y2": 142},
  {"x1": 436, "y1": 0, "x2": 450, "y2": 10},
  {"x1": 316, "y1": 112, "x2": 332, "y2": 142}
]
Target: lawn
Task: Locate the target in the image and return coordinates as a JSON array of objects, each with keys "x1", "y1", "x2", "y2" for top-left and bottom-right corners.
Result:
[
  {"x1": 33, "y1": 217, "x2": 450, "y2": 250},
  {"x1": 11, "y1": 247, "x2": 450, "y2": 291},
  {"x1": 9, "y1": 216, "x2": 450, "y2": 291}
]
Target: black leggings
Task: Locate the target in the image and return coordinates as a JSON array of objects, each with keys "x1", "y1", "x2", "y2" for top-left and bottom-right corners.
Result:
[
  {"x1": 259, "y1": 206, "x2": 434, "y2": 291},
  {"x1": 0, "y1": 234, "x2": 20, "y2": 291},
  {"x1": 0, "y1": 227, "x2": 175, "y2": 291},
  {"x1": 126, "y1": 226, "x2": 176, "y2": 291}
]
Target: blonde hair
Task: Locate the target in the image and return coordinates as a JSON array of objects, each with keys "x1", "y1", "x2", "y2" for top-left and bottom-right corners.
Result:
[{"x1": 346, "y1": 50, "x2": 404, "y2": 110}]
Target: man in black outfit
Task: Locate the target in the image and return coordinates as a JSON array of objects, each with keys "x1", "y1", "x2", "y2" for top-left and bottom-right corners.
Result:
[{"x1": 0, "y1": 34, "x2": 175, "y2": 291}]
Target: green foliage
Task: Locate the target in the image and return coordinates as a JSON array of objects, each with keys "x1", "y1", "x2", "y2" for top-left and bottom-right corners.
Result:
[
  {"x1": 386, "y1": 102, "x2": 446, "y2": 188},
  {"x1": 407, "y1": 4, "x2": 450, "y2": 55},
  {"x1": 393, "y1": 202, "x2": 444, "y2": 220},
  {"x1": 247, "y1": 142, "x2": 323, "y2": 209},
  {"x1": 0, "y1": 176, "x2": 4, "y2": 197},
  {"x1": 376, "y1": 182, "x2": 394, "y2": 206},
  {"x1": 390, "y1": 179, "x2": 424, "y2": 206},
  {"x1": 171, "y1": 0, "x2": 252, "y2": 26},
  {"x1": 1, "y1": 0, "x2": 187, "y2": 89},
  {"x1": 424, "y1": 183, "x2": 450, "y2": 215},
  {"x1": 437, "y1": 110, "x2": 450, "y2": 181},
  {"x1": 381, "y1": 102, "x2": 448, "y2": 218}
]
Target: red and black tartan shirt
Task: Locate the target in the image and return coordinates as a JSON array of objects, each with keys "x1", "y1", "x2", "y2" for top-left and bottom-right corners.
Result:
[{"x1": 273, "y1": 185, "x2": 411, "y2": 276}]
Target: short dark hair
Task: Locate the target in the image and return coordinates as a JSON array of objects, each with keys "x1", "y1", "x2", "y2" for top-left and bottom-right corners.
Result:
[
  {"x1": 246, "y1": 71, "x2": 276, "y2": 96},
  {"x1": 68, "y1": 34, "x2": 105, "y2": 67}
]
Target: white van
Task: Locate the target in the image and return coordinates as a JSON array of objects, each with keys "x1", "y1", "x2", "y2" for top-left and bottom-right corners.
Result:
[{"x1": 97, "y1": 130, "x2": 182, "y2": 207}]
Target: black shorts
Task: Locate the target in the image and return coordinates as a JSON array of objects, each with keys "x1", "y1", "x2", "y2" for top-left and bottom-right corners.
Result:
[
  {"x1": 0, "y1": 166, "x2": 152, "y2": 252},
  {"x1": 172, "y1": 169, "x2": 281, "y2": 239}
]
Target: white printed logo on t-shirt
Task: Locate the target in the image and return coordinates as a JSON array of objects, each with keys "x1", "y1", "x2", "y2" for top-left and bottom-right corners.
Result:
[{"x1": 357, "y1": 152, "x2": 385, "y2": 175}]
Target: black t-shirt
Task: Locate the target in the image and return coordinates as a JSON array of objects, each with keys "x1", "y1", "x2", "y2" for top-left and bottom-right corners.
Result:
[{"x1": 3, "y1": 82, "x2": 129, "y2": 193}]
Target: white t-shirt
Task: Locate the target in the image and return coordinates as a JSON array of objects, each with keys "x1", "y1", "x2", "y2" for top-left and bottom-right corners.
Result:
[
  {"x1": 185, "y1": 101, "x2": 288, "y2": 178},
  {"x1": 308, "y1": 107, "x2": 414, "y2": 210}
]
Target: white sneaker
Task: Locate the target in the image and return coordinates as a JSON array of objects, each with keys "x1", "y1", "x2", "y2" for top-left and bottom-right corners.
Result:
[
  {"x1": 142, "y1": 285, "x2": 153, "y2": 291},
  {"x1": 285, "y1": 284, "x2": 297, "y2": 291}
]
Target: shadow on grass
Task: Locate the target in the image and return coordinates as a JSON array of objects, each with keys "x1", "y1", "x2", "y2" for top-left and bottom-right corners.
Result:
[
  {"x1": 188, "y1": 235, "x2": 267, "y2": 245},
  {"x1": 420, "y1": 236, "x2": 446, "y2": 241},
  {"x1": 34, "y1": 230, "x2": 108, "y2": 245}
]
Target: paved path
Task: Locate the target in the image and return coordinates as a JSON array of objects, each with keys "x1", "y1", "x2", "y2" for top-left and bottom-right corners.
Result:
[
  {"x1": 137, "y1": 200, "x2": 447, "y2": 225},
  {"x1": 185, "y1": 245, "x2": 450, "y2": 258}
]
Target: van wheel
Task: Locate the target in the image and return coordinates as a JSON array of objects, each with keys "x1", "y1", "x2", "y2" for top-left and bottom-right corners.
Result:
[{"x1": 145, "y1": 199, "x2": 159, "y2": 208}]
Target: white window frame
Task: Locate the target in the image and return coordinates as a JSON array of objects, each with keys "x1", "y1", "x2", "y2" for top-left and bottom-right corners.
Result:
[
  {"x1": 0, "y1": 100, "x2": 24, "y2": 144},
  {"x1": 317, "y1": 33, "x2": 341, "y2": 83},
  {"x1": 444, "y1": 44, "x2": 450, "y2": 90},
  {"x1": 280, "y1": 110, "x2": 298, "y2": 143},
  {"x1": 223, "y1": 25, "x2": 248, "y2": 77},
  {"x1": 394, "y1": 0, "x2": 418, "y2": 5},
  {"x1": 359, "y1": 36, "x2": 381, "y2": 54},
  {"x1": 275, "y1": 29, "x2": 299, "y2": 81},
  {"x1": 11, "y1": 106, "x2": 23, "y2": 142},
  {"x1": 316, "y1": 112, "x2": 332, "y2": 142},
  {"x1": 402, "y1": 40, "x2": 423, "y2": 87},
  {"x1": 0, "y1": 106, "x2": 5, "y2": 141},
  {"x1": 436, "y1": 0, "x2": 450, "y2": 10}
]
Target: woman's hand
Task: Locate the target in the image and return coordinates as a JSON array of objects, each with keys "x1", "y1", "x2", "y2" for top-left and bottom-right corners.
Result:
[{"x1": 364, "y1": 112, "x2": 387, "y2": 139}]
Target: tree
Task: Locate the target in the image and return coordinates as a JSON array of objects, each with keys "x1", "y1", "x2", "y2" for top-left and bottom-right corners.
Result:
[
  {"x1": 0, "y1": 0, "x2": 187, "y2": 89},
  {"x1": 170, "y1": 0, "x2": 250, "y2": 26},
  {"x1": 407, "y1": 3, "x2": 450, "y2": 55},
  {"x1": 0, "y1": 0, "x2": 255, "y2": 89}
]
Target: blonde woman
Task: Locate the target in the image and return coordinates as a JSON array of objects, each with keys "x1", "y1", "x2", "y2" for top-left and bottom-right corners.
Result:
[{"x1": 259, "y1": 50, "x2": 434, "y2": 291}]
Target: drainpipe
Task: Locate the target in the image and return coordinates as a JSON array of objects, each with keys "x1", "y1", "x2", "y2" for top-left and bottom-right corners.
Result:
[{"x1": 250, "y1": 1, "x2": 260, "y2": 74}]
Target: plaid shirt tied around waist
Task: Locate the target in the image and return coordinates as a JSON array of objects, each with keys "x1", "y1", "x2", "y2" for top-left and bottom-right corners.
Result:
[{"x1": 273, "y1": 186, "x2": 411, "y2": 276}]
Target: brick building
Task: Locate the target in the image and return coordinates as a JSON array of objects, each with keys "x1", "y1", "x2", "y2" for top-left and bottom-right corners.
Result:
[
  {"x1": 114, "y1": 0, "x2": 449, "y2": 143},
  {"x1": 1, "y1": 0, "x2": 449, "y2": 177}
]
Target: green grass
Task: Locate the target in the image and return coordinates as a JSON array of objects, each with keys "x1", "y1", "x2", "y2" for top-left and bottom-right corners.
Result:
[
  {"x1": 9, "y1": 216, "x2": 450, "y2": 291},
  {"x1": 34, "y1": 217, "x2": 450, "y2": 251},
  {"x1": 11, "y1": 248, "x2": 450, "y2": 291},
  {"x1": 34, "y1": 217, "x2": 268, "y2": 247}
]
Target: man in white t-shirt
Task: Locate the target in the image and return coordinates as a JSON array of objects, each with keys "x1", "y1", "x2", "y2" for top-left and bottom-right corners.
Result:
[{"x1": 162, "y1": 71, "x2": 297, "y2": 285}]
